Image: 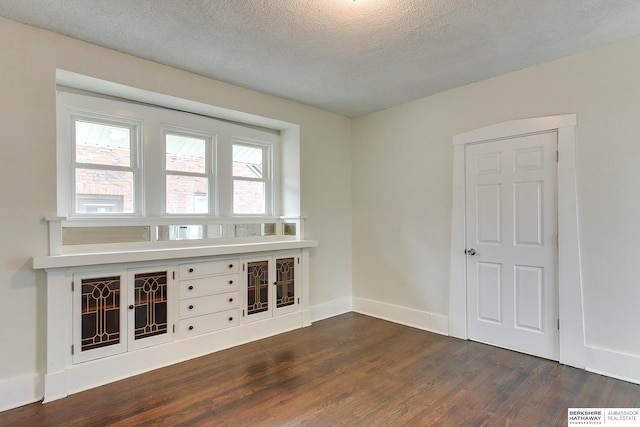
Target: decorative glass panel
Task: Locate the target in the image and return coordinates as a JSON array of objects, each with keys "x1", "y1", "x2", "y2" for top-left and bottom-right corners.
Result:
[
  {"x1": 276, "y1": 258, "x2": 295, "y2": 308},
  {"x1": 157, "y1": 224, "x2": 205, "y2": 240},
  {"x1": 63, "y1": 226, "x2": 150, "y2": 245},
  {"x1": 231, "y1": 223, "x2": 275, "y2": 237},
  {"x1": 75, "y1": 121, "x2": 131, "y2": 167},
  {"x1": 283, "y1": 223, "x2": 297, "y2": 236},
  {"x1": 247, "y1": 261, "x2": 269, "y2": 315},
  {"x1": 81, "y1": 276, "x2": 121, "y2": 352},
  {"x1": 133, "y1": 272, "x2": 168, "y2": 340}
]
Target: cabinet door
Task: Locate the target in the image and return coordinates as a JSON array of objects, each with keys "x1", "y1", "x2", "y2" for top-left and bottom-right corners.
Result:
[
  {"x1": 128, "y1": 268, "x2": 174, "y2": 351},
  {"x1": 244, "y1": 258, "x2": 271, "y2": 322},
  {"x1": 73, "y1": 272, "x2": 127, "y2": 363},
  {"x1": 273, "y1": 255, "x2": 299, "y2": 316},
  {"x1": 243, "y1": 252, "x2": 301, "y2": 322}
]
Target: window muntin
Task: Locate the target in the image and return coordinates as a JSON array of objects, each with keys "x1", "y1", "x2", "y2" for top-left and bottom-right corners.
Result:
[
  {"x1": 164, "y1": 132, "x2": 214, "y2": 215},
  {"x1": 71, "y1": 118, "x2": 139, "y2": 215},
  {"x1": 233, "y1": 143, "x2": 270, "y2": 215}
]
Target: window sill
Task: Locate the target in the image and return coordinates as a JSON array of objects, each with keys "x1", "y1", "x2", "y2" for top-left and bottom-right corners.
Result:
[{"x1": 33, "y1": 239, "x2": 318, "y2": 270}]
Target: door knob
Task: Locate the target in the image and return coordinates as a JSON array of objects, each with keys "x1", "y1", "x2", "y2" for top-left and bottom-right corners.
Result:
[{"x1": 466, "y1": 248, "x2": 476, "y2": 256}]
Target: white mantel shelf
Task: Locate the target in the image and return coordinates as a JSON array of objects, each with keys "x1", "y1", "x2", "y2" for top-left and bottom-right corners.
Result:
[{"x1": 33, "y1": 240, "x2": 318, "y2": 270}]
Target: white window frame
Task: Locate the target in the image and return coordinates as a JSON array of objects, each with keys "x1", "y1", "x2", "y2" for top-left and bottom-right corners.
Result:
[
  {"x1": 68, "y1": 112, "x2": 143, "y2": 218},
  {"x1": 56, "y1": 90, "x2": 281, "y2": 223},
  {"x1": 231, "y1": 139, "x2": 273, "y2": 216},
  {"x1": 162, "y1": 126, "x2": 217, "y2": 216}
]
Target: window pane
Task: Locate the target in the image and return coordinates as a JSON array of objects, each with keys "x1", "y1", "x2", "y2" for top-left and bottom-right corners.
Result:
[
  {"x1": 75, "y1": 121, "x2": 131, "y2": 167},
  {"x1": 233, "y1": 145, "x2": 263, "y2": 178},
  {"x1": 166, "y1": 134, "x2": 206, "y2": 173},
  {"x1": 75, "y1": 169, "x2": 134, "y2": 213},
  {"x1": 166, "y1": 175, "x2": 209, "y2": 214},
  {"x1": 233, "y1": 180, "x2": 265, "y2": 214}
]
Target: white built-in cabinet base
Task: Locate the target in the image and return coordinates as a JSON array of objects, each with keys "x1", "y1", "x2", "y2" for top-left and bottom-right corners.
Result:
[{"x1": 33, "y1": 240, "x2": 317, "y2": 403}]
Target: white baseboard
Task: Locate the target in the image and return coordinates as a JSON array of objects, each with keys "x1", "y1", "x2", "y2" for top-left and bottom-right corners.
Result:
[
  {"x1": 586, "y1": 345, "x2": 640, "y2": 385},
  {"x1": 310, "y1": 297, "x2": 352, "y2": 322},
  {"x1": 0, "y1": 372, "x2": 43, "y2": 413},
  {"x1": 352, "y1": 297, "x2": 449, "y2": 335}
]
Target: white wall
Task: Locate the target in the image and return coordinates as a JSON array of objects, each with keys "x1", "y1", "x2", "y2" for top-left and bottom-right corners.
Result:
[
  {"x1": 4, "y1": 11, "x2": 640, "y2": 412},
  {"x1": 0, "y1": 17, "x2": 352, "y2": 410},
  {"x1": 353, "y1": 35, "x2": 640, "y2": 375}
]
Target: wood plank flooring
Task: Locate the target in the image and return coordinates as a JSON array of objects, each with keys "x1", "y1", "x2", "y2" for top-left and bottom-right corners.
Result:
[{"x1": 2, "y1": 313, "x2": 640, "y2": 426}]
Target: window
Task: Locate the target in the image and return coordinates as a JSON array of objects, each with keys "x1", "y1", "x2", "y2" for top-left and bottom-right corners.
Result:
[
  {"x1": 72, "y1": 117, "x2": 140, "y2": 215},
  {"x1": 164, "y1": 131, "x2": 214, "y2": 215},
  {"x1": 233, "y1": 143, "x2": 269, "y2": 215},
  {"x1": 57, "y1": 90, "x2": 280, "y2": 221}
]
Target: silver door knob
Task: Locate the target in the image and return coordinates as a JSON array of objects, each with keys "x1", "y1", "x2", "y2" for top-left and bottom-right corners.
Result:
[{"x1": 466, "y1": 248, "x2": 476, "y2": 256}]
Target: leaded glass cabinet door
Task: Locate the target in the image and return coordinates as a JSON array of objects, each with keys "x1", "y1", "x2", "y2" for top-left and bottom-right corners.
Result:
[
  {"x1": 128, "y1": 268, "x2": 173, "y2": 351},
  {"x1": 273, "y1": 255, "x2": 299, "y2": 316},
  {"x1": 244, "y1": 258, "x2": 271, "y2": 322},
  {"x1": 73, "y1": 272, "x2": 127, "y2": 363}
]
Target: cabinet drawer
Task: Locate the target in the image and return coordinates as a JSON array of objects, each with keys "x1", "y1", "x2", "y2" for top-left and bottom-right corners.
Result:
[
  {"x1": 179, "y1": 259, "x2": 239, "y2": 279},
  {"x1": 179, "y1": 291, "x2": 239, "y2": 318},
  {"x1": 179, "y1": 274, "x2": 239, "y2": 298},
  {"x1": 178, "y1": 309, "x2": 239, "y2": 337}
]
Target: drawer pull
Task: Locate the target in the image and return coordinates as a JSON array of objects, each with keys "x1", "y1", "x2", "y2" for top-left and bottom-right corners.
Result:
[
  {"x1": 229, "y1": 280, "x2": 234, "y2": 285},
  {"x1": 228, "y1": 264, "x2": 234, "y2": 269},
  {"x1": 229, "y1": 298, "x2": 234, "y2": 302},
  {"x1": 188, "y1": 285, "x2": 194, "y2": 290},
  {"x1": 189, "y1": 305, "x2": 194, "y2": 310},
  {"x1": 188, "y1": 268, "x2": 194, "y2": 273},
  {"x1": 228, "y1": 317, "x2": 233, "y2": 321},
  {"x1": 128, "y1": 304, "x2": 134, "y2": 310},
  {"x1": 188, "y1": 326, "x2": 194, "y2": 330}
]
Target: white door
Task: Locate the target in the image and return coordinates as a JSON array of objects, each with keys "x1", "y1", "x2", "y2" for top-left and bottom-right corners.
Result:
[{"x1": 465, "y1": 132, "x2": 558, "y2": 360}]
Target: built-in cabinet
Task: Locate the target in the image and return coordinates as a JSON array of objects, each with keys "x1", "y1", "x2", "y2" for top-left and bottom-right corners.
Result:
[
  {"x1": 245, "y1": 253, "x2": 300, "y2": 322},
  {"x1": 73, "y1": 268, "x2": 173, "y2": 363},
  {"x1": 176, "y1": 258, "x2": 240, "y2": 337},
  {"x1": 35, "y1": 241, "x2": 316, "y2": 402}
]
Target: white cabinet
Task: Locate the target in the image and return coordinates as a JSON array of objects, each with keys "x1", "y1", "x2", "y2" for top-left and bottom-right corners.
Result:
[
  {"x1": 72, "y1": 267, "x2": 174, "y2": 364},
  {"x1": 176, "y1": 259, "x2": 240, "y2": 337},
  {"x1": 36, "y1": 241, "x2": 316, "y2": 402},
  {"x1": 244, "y1": 252, "x2": 300, "y2": 322}
]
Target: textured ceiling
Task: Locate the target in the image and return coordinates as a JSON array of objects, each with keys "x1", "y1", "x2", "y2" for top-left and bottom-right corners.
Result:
[{"x1": 2, "y1": 0, "x2": 640, "y2": 117}]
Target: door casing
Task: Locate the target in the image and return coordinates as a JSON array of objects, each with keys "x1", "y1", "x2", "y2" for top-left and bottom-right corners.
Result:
[{"x1": 448, "y1": 114, "x2": 586, "y2": 369}]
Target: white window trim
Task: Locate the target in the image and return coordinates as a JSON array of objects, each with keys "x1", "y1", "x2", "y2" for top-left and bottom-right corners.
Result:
[
  {"x1": 162, "y1": 125, "x2": 217, "y2": 216},
  {"x1": 57, "y1": 90, "x2": 280, "y2": 222},
  {"x1": 69, "y1": 112, "x2": 143, "y2": 217},
  {"x1": 231, "y1": 139, "x2": 274, "y2": 216}
]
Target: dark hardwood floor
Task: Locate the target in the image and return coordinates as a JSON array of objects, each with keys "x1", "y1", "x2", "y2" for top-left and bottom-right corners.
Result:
[{"x1": 2, "y1": 313, "x2": 640, "y2": 426}]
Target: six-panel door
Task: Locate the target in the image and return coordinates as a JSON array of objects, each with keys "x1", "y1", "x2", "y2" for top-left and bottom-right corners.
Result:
[{"x1": 465, "y1": 132, "x2": 559, "y2": 360}]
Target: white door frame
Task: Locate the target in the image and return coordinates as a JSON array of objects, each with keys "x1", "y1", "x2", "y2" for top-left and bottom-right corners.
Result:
[{"x1": 448, "y1": 114, "x2": 586, "y2": 369}]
